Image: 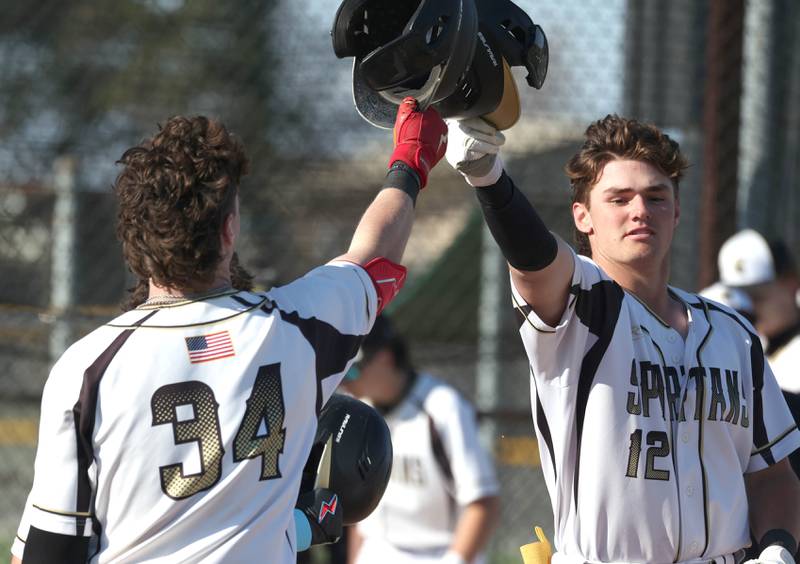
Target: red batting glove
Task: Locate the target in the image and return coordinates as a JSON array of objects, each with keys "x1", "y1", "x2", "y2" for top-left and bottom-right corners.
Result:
[{"x1": 389, "y1": 97, "x2": 448, "y2": 189}]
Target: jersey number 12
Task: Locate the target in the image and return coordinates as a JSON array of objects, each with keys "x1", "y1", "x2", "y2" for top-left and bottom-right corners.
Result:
[{"x1": 625, "y1": 429, "x2": 670, "y2": 481}]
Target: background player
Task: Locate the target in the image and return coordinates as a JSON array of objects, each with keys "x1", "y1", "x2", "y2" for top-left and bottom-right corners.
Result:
[
  {"x1": 698, "y1": 282, "x2": 756, "y2": 325},
  {"x1": 444, "y1": 115, "x2": 800, "y2": 564},
  {"x1": 719, "y1": 229, "x2": 800, "y2": 480},
  {"x1": 343, "y1": 315, "x2": 500, "y2": 564},
  {"x1": 10, "y1": 98, "x2": 448, "y2": 563}
]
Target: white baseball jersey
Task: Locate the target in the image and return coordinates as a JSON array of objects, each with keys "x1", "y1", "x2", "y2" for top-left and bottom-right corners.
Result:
[
  {"x1": 512, "y1": 250, "x2": 800, "y2": 564},
  {"x1": 355, "y1": 373, "x2": 498, "y2": 564},
  {"x1": 765, "y1": 326, "x2": 800, "y2": 478},
  {"x1": 766, "y1": 328, "x2": 800, "y2": 394},
  {"x1": 12, "y1": 260, "x2": 377, "y2": 564}
]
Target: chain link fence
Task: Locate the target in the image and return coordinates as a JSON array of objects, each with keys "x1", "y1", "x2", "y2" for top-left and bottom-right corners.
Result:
[{"x1": 2, "y1": 1, "x2": 800, "y2": 561}]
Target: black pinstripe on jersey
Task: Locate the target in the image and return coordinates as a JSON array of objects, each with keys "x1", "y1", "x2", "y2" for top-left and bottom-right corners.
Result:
[
  {"x1": 691, "y1": 299, "x2": 714, "y2": 558},
  {"x1": 73, "y1": 310, "x2": 156, "y2": 554},
  {"x1": 572, "y1": 279, "x2": 625, "y2": 506}
]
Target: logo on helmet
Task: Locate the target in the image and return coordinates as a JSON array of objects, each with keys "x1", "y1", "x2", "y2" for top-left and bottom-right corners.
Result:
[
  {"x1": 335, "y1": 413, "x2": 351, "y2": 443},
  {"x1": 319, "y1": 493, "x2": 339, "y2": 523},
  {"x1": 477, "y1": 32, "x2": 499, "y2": 68}
]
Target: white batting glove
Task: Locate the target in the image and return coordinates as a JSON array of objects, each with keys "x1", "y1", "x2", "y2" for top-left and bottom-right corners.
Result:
[
  {"x1": 744, "y1": 545, "x2": 796, "y2": 564},
  {"x1": 445, "y1": 118, "x2": 505, "y2": 187}
]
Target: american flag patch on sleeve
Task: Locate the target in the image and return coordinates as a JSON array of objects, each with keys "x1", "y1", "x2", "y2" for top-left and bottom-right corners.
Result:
[{"x1": 185, "y1": 331, "x2": 235, "y2": 363}]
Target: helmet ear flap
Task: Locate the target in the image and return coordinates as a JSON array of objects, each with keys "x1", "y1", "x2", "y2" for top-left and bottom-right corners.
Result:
[
  {"x1": 475, "y1": 0, "x2": 549, "y2": 89},
  {"x1": 331, "y1": 0, "x2": 371, "y2": 58}
]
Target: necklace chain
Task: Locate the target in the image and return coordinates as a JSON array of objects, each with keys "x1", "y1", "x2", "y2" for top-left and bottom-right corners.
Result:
[{"x1": 142, "y1": 285, "x2": 234, "y2": 307}]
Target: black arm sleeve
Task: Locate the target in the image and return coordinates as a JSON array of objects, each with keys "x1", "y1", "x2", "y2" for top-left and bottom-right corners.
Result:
[
  {"x1": 22, "y1": 527, "x2": 89, "y2": 564},
  {"x1": 475, "y1": 171, "x2": 558, "y2": 271}
]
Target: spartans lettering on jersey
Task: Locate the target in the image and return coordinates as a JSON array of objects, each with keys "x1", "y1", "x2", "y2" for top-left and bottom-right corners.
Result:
[{"x1": 625, "y1": 359, "x2": 750, "y2": 427}]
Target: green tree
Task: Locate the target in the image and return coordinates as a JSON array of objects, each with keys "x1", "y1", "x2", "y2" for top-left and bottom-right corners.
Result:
[{"x1": 0, "y1": 1, "x2": 297, "y2": 301}]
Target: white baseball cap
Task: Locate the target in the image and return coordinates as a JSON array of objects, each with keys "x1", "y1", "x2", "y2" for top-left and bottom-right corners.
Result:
[
  {"x1": 698, "y1": 282, "x2": 754, "y2": 314},
  {"x1": 718, "y1": 229, "x2": 775, "y2": 288}
]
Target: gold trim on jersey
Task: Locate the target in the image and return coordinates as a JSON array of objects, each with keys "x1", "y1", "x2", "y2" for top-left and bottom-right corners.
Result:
[
  {"x1": 751, "y1": 424, "x2": 798, "y2": 455},
  {"x1": 625, "y1": 287, "x2": 690, "y2": 329},
  {"x1": 107, "y1": 293, "x2": 270, "y2": 329},
  {"x1": 32, "y1": 504, "x2": 92, "y2": 518}
]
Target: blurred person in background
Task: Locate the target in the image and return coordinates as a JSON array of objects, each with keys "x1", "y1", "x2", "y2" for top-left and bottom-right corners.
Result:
[
  {"x1": 11, "y1": 98, "x2": 449, "y2": 564},
  {"x1": 698, "y1": 281, "x2": 756, "y2": 325},
  {"x1": 342, "y1": 315, "x2": 500, "y2": 564},
  {"x1": 719, "y1": 229, "x2": 800, "y2": 478}
]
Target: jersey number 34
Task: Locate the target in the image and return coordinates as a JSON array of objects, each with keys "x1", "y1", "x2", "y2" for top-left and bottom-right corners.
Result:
[{"x1": 150, "y1": 363, "x2": 286, "y2": 500}]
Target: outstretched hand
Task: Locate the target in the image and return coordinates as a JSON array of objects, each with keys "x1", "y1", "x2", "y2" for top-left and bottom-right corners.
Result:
[
  {"x1": 445, "y1": 117, "x2": 506, "y2": 187},
  {"x1": 388, "y1": 97, "x2": 448, "y2": 189}
]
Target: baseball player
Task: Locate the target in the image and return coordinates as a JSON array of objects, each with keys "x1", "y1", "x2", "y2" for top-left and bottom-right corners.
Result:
[
  {"x1": 343, "y1": 315, "x2": 500, "y2": 564},
  {"x1": 445, "y1": 115, "x2": 800, "y2": 564},
  {"x1": 10, "y1": 98, "x2": 448, "y2": 564},
  {"x1": 718, "y1": 230, "x2": 800, "y2": 480}
]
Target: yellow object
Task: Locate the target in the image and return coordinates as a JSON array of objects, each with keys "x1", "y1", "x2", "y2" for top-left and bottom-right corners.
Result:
[
  {"x1": 520, "y1": 526, "x2": 552, "y2": 564},
  {"x1": 496, "y1": 435, "x2": 541, "y2": 468}
]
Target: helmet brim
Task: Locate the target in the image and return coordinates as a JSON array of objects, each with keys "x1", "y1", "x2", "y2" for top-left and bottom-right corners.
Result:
[
  {"x1": 483, "y1": 59, "x2": 521, "y2": 131},
  {"x1": 353, "y1": 59, "x2": 397, "y2": 130}
]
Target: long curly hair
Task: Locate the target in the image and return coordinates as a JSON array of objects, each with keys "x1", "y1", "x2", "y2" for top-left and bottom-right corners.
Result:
[
  {"x1": 565, "y1": 114, "x2": 689, "y2": 256},
  {"x1": 115, "y1": 116, "x2": 253, "y2": 309}
]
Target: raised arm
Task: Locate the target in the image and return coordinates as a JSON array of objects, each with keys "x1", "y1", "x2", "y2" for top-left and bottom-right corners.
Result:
[
  {"x1": 338, "y1": 187, "x2": 414, "y2": 266},
  {"x1": 337, "y1": 98, "x2": 448, "y2": 266},
  {"x1": 445, "y1": 118, "x2": 574, "y2": 326}
]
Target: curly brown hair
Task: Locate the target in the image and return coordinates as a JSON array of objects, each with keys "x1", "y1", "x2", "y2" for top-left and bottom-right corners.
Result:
[
  {"x1": 115, "y1": 115, "x2": 253, "y2": 309},
  {"x1": 565, "y1": 114, "x2": 689, "y2": 256}
]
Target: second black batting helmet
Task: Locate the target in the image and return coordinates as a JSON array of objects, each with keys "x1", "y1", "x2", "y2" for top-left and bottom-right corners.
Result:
[
  {"x1": 436, "y1": 0, "x2": 548, "y2": 130},
  {"x1": 300, "y1": 394, "x2": 393, "y2": 525},
  {"x1": 332, "y1": 0, "x2": 479, "y2": 129}
]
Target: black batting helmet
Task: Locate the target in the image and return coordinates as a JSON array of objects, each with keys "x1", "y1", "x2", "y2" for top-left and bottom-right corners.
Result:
[
  {"x1": 300, "y1": 394, "x2": 393, "y2": 525},
  {"x1": 436, "y1": 0, "x2": 548, "y2": 129},
  {"x1": 332, "y1": 0, "x2": 479, "y2": 129}
]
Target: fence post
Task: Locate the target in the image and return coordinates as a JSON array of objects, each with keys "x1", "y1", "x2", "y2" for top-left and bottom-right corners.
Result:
[
  {"x1": 477, "y1": 224, "x2": 504, "y2": 449},
  {"x1": 49, "y1": 156, "x2": 77, "y2": 363},
  {"x1": 699, "y1": 0, "x2": 745, "y2": 289}
]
